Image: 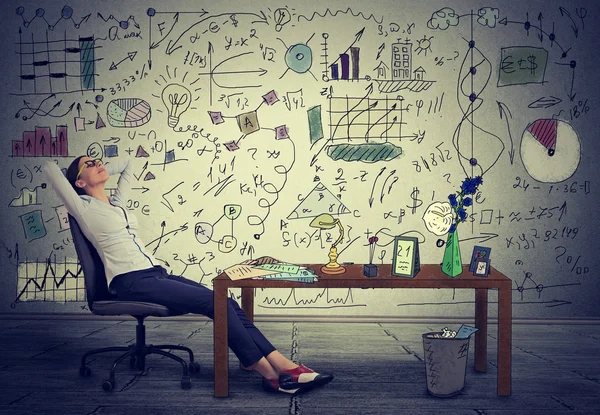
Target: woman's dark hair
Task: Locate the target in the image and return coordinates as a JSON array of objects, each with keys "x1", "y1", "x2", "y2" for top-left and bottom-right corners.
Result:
[{"x1": 65, "y1": 155, "x2": 87, "y2": 196}]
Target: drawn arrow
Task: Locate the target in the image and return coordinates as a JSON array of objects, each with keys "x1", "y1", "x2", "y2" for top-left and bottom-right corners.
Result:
[
  {"x1": 149, "y1": 13, "x2": 180, "y2": 50},
  {"x1": 380, "y1": 170, "x2": 397, "y2": 203},
  {"x1": 132, "y1": 186, "x2": 151, "y2": 194},
  {"x1": 110, "y1": 51, "x2": 137, "y2": 70},
  {"x1": 76, "y1": 103, "x2": 82, "y2": 117},
  {"x1": 528, "y1": 96, "x2": 562, "y2": 109},
  {"x1": 78, "y1": 13, "x2": 92, "y2": 26},
  {"x1": 559, "y1": 7, "x2": 579, "y2": 37},
  {"x1": 85, "y1": 99, "x2": 98, "y2": 109},
  {"x1": 497, "y1": 101, "x2": 515, "y2": 164},
  {"x1": 368, "y1": 167, "x2": 386, "y2": 207},
  {"x1": 537, "y1": 13, "x2": 543, "y2": 42},
  {"x1": 165, "y1": 11, "x2": 269, "y2": 55},
  {"x1": 329, "y1": 27, "x2": 365, "y2": 68},
  {"x1": 459, "y1": 232, "x2": 499, "y2": 243}
]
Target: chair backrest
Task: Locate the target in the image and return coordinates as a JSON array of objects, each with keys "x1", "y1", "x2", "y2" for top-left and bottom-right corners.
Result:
[{"x1": 68, "y1": 214, "x2": 115, "y2": 309}]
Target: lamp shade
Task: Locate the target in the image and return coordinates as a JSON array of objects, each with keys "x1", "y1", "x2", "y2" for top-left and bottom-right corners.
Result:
[{"x1": 309, "y1": 213, "x2": 338, "y2": 229}]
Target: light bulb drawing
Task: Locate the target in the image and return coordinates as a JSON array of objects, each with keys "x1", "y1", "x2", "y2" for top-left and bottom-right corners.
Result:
[{"x1": 161, "y1": 83, "x2": 192, "y2": 128}]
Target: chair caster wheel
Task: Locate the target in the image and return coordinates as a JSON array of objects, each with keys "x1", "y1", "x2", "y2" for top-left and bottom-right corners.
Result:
[
  {"x1": 189, "y1": 361, "x2": 201, "y2": 374},
  {"x1": 79, "y1": 366, "x2": 91, "y2": 377},
  {"x1": 102, "y1": 380, "x2": 115, "y2": 391},
  {"x1": 181, "y1": 376, "x2": 191, "y2": 389}
]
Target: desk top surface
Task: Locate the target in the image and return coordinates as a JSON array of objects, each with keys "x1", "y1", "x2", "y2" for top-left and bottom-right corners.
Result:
[{"x1": 215, "y1": 264, "x2": 511, "y2": 288}]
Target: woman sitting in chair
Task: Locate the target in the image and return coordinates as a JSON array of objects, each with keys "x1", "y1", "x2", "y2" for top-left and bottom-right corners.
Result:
[{"x1": 44, "y1": 156, "x2": 333, "y2": 395}]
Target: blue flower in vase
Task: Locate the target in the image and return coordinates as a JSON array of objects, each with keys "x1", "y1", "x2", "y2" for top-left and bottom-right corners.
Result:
[
  {"x1": 448, "y1": 194, "x2": 458, "y2": 206},
  {"x1": 449, "y1": 224, "x2": 456, "y2": 233},
  {"x1": 463, "y1": 197, "x2": 473, "y2": 207},
  {"x1": 458, "y1": 208, "x2": 467, "y2": 221}
]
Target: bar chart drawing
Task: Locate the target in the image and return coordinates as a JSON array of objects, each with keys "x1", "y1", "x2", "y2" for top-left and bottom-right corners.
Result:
[
  {"x1": 14, "y1": 28, "x2": 102, "y2": 96},
  {"x1": 321, "y1": 28, "x2": 371, "y2": 83},
  {"x1": 12, "y1": 125, "x2": 69, "y2": 157}
]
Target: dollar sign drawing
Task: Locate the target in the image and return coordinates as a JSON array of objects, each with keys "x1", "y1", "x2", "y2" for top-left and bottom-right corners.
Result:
[
  {"x1": 407, "y1": 187, "x2": 423, "y2": 214},
  {"x1": 230, "y1": 14, "x2": 239, "y2": 27},
  {"x1": 527, "y1": 55, "x2": 538, "y2": 75}
]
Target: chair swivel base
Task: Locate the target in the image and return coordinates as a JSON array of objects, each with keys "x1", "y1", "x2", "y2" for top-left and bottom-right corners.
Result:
[{"x1": 79, "y1": 317, "x2": 200, "y2": 391}]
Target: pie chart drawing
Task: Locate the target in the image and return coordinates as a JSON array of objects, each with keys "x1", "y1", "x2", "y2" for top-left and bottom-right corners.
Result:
[
  {"x1": 107, "y1": 98, "x2": 151, "y2": 128},
  {"x1": 520, "y1": 119, "x2": 581, "y2": 183}
]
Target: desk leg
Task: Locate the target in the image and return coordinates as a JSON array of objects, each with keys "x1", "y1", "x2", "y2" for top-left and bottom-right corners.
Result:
[
  {"x1": 239, "y1": 287, "x2": 255, "y2": 371},
  {"x1": 214, "y1": 279, "x2": 229, "y2": 398},
  {"x1": 241, "y1": 287, "x2": 254, "y2": 322},
  {"x1": 474, "y1": 288, "x2": 488, "y2": 372},
  {"x1": 497, "y1": 282, "x2": 512, "y2": 396}
]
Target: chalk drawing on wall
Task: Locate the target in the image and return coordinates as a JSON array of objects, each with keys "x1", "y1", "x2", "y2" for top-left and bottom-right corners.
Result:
[
  {"x1": 8, "y1": 184, "x2": 47, "y2": 207},
  {"x1": 520, "y1": 119, "x2": 581, "y2": 183},
  {"x1": 16, "y1": 5, "x2": 91, "y2": 30},
  {"x1": 14, "y1": 28, "x2": 100, "y2": 95},
  {"x1": 498, "y1": 46, "x2": 548, "y2": 87},
  {"x1": 287, "y1": 182, "x2": 351, "y2": 220},
  {"x1": 279, "y1": 34, "x2": 317, "y2": 81},
  {"x1": 107, "y1": 98, "x2": 152, "y2": 128},
  {"x1": 321, "y1": 28, "x2": 372, "y2": 83},
  {"x1": 11, "y1": 125, "x2": 68, "y2": 157},
  {"x1": 194, "y1": 204, "x2": 242, "y2": 253},
  {"x1": 14, "y1": 254, "x2": 84, "y2": 306},
  {"x1": 311, "y1": 84, "x2": 417, "y2": 165}
]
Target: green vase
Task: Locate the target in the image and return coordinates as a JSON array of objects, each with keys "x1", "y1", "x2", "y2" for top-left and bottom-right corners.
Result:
[{"x1": 441, "y1": 229, "x2": 463, "y2": 277}]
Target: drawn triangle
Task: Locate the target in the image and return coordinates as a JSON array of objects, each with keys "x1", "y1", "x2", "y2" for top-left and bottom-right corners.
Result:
[
  {"x1": 143, "y1": 171, "x2": 155, "y2": 181},
  {"x1": 136, "y1": 145, "x2": 150, "y2": 157},
  {"x1": 286, "y1": 182, "x2": 351, "y2": 220},
  {"x1": 95, "y1": 113, "x2": 106, "y2": 129}
]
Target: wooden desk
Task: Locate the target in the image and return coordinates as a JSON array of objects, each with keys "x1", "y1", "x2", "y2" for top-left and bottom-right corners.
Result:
[{"x1": 213, "y1": 264, "x2": 512, "y2": 397}]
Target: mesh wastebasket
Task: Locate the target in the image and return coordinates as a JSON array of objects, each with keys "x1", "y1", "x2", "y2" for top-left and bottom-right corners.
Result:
[{"x1": 422, "y1": 332, "x2": 470, "y2": 397}]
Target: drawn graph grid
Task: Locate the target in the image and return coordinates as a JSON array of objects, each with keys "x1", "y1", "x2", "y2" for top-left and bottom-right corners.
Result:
[
  {"x1": 15, "y1": 256, "x2": 85, "y2": 304},
  {"x1": 328, "y1": 95, "x2": 407, "y2": 142},
  {"x1": 16, "y1": 30, "x2": 99, "y2": 95}
]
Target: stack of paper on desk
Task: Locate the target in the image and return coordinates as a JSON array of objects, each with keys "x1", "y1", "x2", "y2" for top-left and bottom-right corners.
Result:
[{"x1": 256, "y1": 263, "x2": 318, "y2": 283}]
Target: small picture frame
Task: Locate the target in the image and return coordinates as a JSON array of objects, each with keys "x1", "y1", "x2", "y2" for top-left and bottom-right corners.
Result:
[
  {"x1": 469, "y1": 245, "x2": 492, "y2": 272},
  {"x1": 473, "y1": 258, "x2": 490, "y2": 277},
  {"x1": 391, "y1": 236, "x2": 420, "y2": 278}
]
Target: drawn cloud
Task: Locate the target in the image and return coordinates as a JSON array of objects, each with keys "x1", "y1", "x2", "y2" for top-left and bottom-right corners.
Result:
[
  {"x1": 422, "y1": 201, "x2": 454, "y2": 236},
  {"x1": 427, "y1": 7, "x2": 459, "y2": 30},
  {"x1": 477, "y1": 7, "x2": 499, "y2": 28}
]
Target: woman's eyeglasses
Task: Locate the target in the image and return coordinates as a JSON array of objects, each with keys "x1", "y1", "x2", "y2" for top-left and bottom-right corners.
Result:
[{"x1": 76, "y1": 159, "x2": 103, "y2": 180}]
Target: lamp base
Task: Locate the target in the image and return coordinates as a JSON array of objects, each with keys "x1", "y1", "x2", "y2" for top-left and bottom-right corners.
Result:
[{"x1": 321, "y1": 265, "x2": 346, "y2": 275}]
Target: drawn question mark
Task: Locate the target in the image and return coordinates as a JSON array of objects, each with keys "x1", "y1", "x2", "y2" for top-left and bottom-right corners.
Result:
[{"x1": 247, "y1": 147, "x2": 258, "y2": 160}]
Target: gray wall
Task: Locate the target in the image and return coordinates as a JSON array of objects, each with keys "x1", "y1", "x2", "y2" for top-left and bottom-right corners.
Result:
[{"x1": 1, "y1": 0, "x2": 599, "y2": 319}]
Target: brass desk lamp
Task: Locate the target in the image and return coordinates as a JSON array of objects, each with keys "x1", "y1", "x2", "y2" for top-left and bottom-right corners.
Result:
[{"x1": 309, "y1": 213, "x2": 346, "y2": 274}]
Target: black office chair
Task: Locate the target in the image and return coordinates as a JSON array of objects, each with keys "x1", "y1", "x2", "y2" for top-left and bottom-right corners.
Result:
[{"x1": 69, "y1": 215, "x2": 200, "y2": 391}]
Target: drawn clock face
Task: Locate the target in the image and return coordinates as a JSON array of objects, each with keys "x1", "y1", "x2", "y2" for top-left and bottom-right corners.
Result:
[{"x1": 520, "y1": 119, "x2": 581, "y2": 183}]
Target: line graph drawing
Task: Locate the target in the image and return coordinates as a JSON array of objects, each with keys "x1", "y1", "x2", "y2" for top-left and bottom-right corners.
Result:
[
  {"x1": 258, "y1": 288, "x2": 365, "y2": 309},
  {"x1": 199, "y1": 45, "x2": 267, "y2": 105},
  {"x1": 311, "y1": 83, "x2": 426, "y2": 165},
  {"x1": 16, "y1": 5, "x2": 91, "y2": 30},
  {"x1": 14, "y1": 253, "x2": 84, "y2": 305},
  {"x1": 14, "y1": 29, "x2": 102, "y2": 96},
  {"x1": 97, "y1": 12, "x2": 140, "y2": 30}
]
